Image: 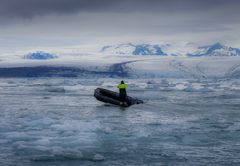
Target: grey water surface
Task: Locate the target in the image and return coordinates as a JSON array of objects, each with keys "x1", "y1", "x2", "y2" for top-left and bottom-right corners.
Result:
[{"x1": 0, "y1": 78, "x2": 240, "y2": 166}]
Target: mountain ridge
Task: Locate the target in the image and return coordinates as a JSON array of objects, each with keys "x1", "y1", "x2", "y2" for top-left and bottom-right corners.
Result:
[
  {"x1": 100, "y1": 42, "x2": 240, "y2": 56},
  {"x1": 100, "y1": 43, "x2": 167, "y2": 56}
]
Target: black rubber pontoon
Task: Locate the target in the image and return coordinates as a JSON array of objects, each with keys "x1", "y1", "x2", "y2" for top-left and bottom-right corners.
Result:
[{"x1": 94, "y1": 88, "x2": 143, "y2": 107}]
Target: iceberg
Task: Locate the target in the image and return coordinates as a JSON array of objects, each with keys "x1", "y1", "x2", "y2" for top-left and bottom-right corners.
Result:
[{"x1": 24, "y1": 51, "x2": 57, "y2": 60}]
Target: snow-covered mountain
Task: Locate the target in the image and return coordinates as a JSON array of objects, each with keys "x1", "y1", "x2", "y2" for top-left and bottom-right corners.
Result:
[
  {"x1": 100, "y1": 43, "x2": 167, "y2": 56},
  {"x1": 0, "y1": 42, "x2": 240, "y2": 78},
  {"x1": 100, "y1": 42, "x2": 240, "y2": 57},
  {"x1": 188, "y1": 43, "x2": 240, "y2": 57},
  {"x1": 160, "y1": 42, "x2": 198, "y2": 56}
]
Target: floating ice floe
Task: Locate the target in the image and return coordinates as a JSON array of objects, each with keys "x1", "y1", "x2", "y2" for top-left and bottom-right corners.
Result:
[{"x1": 93, "y1": 154, "x2": 105, "y2": 161}]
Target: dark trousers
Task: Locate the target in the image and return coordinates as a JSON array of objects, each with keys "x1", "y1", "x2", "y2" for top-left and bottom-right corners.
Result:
[{"x1": 119, "y1": 89, "x2": 127, "y2": 102}]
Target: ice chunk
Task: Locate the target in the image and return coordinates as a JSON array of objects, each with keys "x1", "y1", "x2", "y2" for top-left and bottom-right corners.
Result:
[
  {"x1": 93, "y1": 154, "x2": 105, "y2": 161},
  {"x1": 24, "y1": 51, "x2": 57, "y2": 60}
]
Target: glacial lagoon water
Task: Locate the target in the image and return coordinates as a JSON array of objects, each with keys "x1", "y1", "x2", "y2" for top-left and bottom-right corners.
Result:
[{"x1": 0, "y1": 78, "x2": 240, "y2": 166}]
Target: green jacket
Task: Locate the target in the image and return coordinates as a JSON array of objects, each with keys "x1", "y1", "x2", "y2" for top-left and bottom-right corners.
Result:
[{"x1": 118, "y1": 83, "x2": 128, "y2": 92}]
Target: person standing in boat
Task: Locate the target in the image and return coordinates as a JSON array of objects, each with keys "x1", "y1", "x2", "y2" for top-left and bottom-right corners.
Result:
[{"x1": 118, "y1": 80, "x2": 128, "y2": 105}]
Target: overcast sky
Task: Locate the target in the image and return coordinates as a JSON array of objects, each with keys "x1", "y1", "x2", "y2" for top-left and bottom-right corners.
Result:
[{"x1": 0, "y1": 0, "x2": 240, "y2": 48}]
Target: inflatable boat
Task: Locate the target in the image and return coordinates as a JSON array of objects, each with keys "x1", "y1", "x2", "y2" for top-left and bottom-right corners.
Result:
[{"x1": 94, "y1": 88, "x2": 143, "y2": 107}]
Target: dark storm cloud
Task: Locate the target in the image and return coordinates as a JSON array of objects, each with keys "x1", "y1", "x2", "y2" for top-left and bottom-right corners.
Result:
[
  {"x1": 0, "y1": 0, "x2": 239, "y2": 19},
  {"x1": 1, "y1": 0, "x2": 240, "y2": 47}
]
